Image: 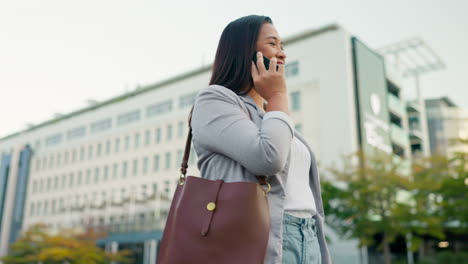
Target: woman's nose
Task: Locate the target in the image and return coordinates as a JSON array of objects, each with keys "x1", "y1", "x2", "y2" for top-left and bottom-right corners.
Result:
[{"x1": 277, "y1": 49, "x2": 286, "y2": 60}]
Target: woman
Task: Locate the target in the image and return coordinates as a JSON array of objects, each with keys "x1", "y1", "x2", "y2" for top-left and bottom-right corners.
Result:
[{"x1": 191, "y1": 15, "x2": 331, "y2": 264}]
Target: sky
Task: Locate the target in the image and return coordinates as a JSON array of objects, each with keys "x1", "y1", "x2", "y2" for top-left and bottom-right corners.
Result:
[{"x1": 1, "y1": 0, "x2": 467, "y2": 138}]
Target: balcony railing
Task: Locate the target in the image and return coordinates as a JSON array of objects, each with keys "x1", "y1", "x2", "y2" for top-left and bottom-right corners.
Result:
[
  {"x1": 388, "y1": 93, "x2": 405, "y2": 117},
  {"x1": 390, "y1": 124, "x2": 409, "y2": 148}
]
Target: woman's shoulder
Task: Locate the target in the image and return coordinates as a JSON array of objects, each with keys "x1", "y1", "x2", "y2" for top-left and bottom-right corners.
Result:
[
  {"x1": 194, "y1": 85, "x2": 249, "y2": 114},
  {"x1": 196, "y1": 85, "x2": 242, "y2": 103}
]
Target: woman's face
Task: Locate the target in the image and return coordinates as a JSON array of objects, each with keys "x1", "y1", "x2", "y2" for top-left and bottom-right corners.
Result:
[{"x1": 255, "y1": 23, "x2": 287, "y2": 65}]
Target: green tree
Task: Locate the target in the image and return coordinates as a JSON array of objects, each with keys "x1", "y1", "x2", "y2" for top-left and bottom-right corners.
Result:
[
  {"x1": 400, "y1": 155, "x2": 448, "y2": 259},
  {"x1": 322, "y1": 150, "x2": 444, "y2": 264},
  {"x1": 1, "y1": 223, "x2": 133, "y2": 264},
  {"x1": 438, "y1": 138, "x2": 468, "y2": 243}
]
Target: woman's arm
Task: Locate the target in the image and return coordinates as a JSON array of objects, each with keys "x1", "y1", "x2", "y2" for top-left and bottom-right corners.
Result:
[{"x1": 191, "y1": 85, "x2": 294, "y2": 176}]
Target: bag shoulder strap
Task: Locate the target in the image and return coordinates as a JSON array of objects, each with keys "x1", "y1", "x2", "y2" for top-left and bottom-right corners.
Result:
[{"x1": 180, "y1": 104, "x2": 268, "y2": 186}]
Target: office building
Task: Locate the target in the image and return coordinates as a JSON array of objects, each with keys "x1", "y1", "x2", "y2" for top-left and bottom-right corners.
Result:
[
  {"x1": 425, "y1": 97, "x2": 468, "y2": 157},
  {"x1": 0, "y1": 23, "x2": 417, "y2": 263}
]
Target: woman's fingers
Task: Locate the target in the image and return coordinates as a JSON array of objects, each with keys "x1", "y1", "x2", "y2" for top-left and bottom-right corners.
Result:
[
  {"x1": 255, "y1": 52, "x2": 267, "y2": 73},
  {"x1": 277, "y1": 63, "x2": 285, "y2": 75},
  {"x1": 269, "y1": 57, "x2": 278, "y2": 73},
  {"x1": 251, "y1": 62, "x2": 259, "y2": 79}
]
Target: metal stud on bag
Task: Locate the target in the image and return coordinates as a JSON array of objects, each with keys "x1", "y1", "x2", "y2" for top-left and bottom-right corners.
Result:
[{"x1": 263, "y1": 182, "x2": 272, "y2": 196}]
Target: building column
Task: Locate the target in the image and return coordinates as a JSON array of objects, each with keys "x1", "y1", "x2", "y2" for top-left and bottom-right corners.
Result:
[
  {"x1": 144, "y1": 239, "x2": 158, "y2": 264},
  {"x1": 414, "y1": 73, "x2": 431, "y2": 157},
  {"x1": 0, "y1": 147, "x2": 22, "y2": 260},
  {"x1": 360, "y1": 246, "x2": 368, "y2": 264},
  {"x1": 105, "y1": 241, "x2": 118, "y2": 264}
]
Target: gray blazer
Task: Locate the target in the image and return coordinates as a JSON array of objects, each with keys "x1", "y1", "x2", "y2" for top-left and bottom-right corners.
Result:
[{"x1": 191, "y1": 85, "x2": 331, "y2": 264}]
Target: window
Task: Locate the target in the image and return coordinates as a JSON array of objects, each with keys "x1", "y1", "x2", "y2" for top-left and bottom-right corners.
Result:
[
  {"x1": 63, "y1": 151, "x2": 69, "y2": 165},
  {"x1": 30, "y1": 203, "x2": 35, "y2": 216},
  {"x1": 46, "y1": 177, "x2": 52, "y2": 191},
  {"x1": 49, "y1": 155, "x2": 54, "y2": 169},
  {"x1": 77, "y1": 171, "x2": 82, "y2": 185},
  {"x1": 146, "y1": 100, "x2": 173, "y2": 118},
  {"x1": 51, "y1": 200, "x2": 56, "y2": 214},
  {"x1": 115, "y1": 138, "x2": 120, "y2": 153},
  {"x1": 145, "y1": 130, "x2": 151, "y2": 146},
  {"x1": 37, "y1": 201, "x2": 42, "y2": 216},
  {"x1": 42, "y1": 157, "x2": 47, "y2": 170},
  {"x1": 110, "y1": 189, "x2": 116, "y2": 204},
  {"x1": 103, "y1": 165, "x2": 109, "y2": 181},
  {"x1": 141, "y1": 184, "x2": 148, "y2": 200},
  {"x1": 56, "y1": 153, "x2": 61, "y2": 167},
  {"x1": 39, "y1": 179, "x2": 44, "y2": 192},
  {"x1": 101, "y1": 192, "x2": 106, "y2": 206},
  {"x1": 285, "y1": 60, "x2": 299, "y2": 78},
  {"x1": 35, "y1": 159, "x2": 40, "y2": 171},
  {"x1": 290, "y1": 91, "x2": 301, "y2": 111},
  {"x1": 134, "y1": 133, "x2": 140, "y2": 149},
  {"x1": 67, "y1": 126, "x2": 86, "y2": 139},
  {"x1": 88, "y1": 145, "x2": 93, "y2": 160},
  {"x1": 153, "y1": 155, "x2": 160, "y2": 172},
  {"x1": 167, "y1": 124, "x2": 173, "y2": 141},
  {"x1": 155, "y1": 128, "x2": 161, "y2": 144},
  {"x1": 124, "y1": 136, "x2": 130, "y2": 151},
  {"x1": 80, "y1": 147, "x2": 85, "y2": 161},
  {"x1": 164, "y1": 180, "x2": 171, "y2": 195},
  {"x1": 143, "y1": 157, "x2": 149, "y2": 175},
  {"x1": 176, "y1": 149, "x2": 183, "y2": 168},
  {"x1": 32, "y1": 180, "x2": 38, "y2": 193},
  {"x1": 113, "y1": 163, "x2": 118, "y2": 179},
  {"x1": 178, "y1": 92, "x2": 197, "y2": 109},
  {"x1": 178, "y1": 121, "x2": 185, "y2": 138},
  {"x1": 59, "y1": 199, "x2": 63, "y2": 212},
  {"x1": 121, "y1": 188, "x2": 126, "y2": 201},
  {"x1": 86, "y1": 169, "x2": 91, "y2": 184},
  {"x1": 69, "y1": 173, "x2": 74, "y2": 187},
  {"x1": 94, "y1": 167, "x2": 100, "y2": 183},
  {"x1": 34, "y1": 140, "x2": 41, "y2": 151},
  {"x1": 44, "y1": 200, "x2": 49, "y2": 215},
  {"x1": 105, "y1": 140, "x2": 111, "y2": 154},
  {"x1": 45, "y1": 133, "x2": 63, "y2": 146},
  {"x1": 122, "y1": 161, "x2": 128, "y2": 177},
  {"x1": 71, "y1": 149, "x2": 77, "y2": 163},
  {"x1": 295, "y1": 123, "x2": 302, "y2": 134},
  {"x1": 132, "y1": 159, "x2": 138, "y2": 176},
  {"x1": 54, "y1": 176, "x2": 59, "y2": 189},
  {"x1": 165, "y1": 152, "x2": 171, "y2": 169},
  {"x1": 90, "y1": 118, "x2": 112, "y2": 133},
  {"x1": 117, "y1": 110, "x2": 141, "y2": 126},
  {"x1": 61, "y1": 174, "x2": 67, "y2": 188},
  {"x1": 97, "y1": 143, "x2": 102, "y2": 157}
]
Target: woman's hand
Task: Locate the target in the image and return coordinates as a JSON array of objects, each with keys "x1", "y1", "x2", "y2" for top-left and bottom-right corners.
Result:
[
  {"x1": 251, "y1": 52, "x2": 287, "y2": 100},
  {"x1": 251, "y1": 52, "x2": 289, "y2": 113}
]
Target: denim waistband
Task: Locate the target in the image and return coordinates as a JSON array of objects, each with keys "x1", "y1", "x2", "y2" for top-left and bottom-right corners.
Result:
[{"x1": 283, "y1": 213, "x2": 316, "y2": 229}]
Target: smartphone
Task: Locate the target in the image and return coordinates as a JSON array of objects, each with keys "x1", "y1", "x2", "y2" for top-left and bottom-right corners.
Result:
[{"x1": 252, "y1": 52, "x2": 279, "y2": 71}]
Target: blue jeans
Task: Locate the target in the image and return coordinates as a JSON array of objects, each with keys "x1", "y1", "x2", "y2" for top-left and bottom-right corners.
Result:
[{"x1": 282, "y1": 213, "x2": 322, "y2": 264}]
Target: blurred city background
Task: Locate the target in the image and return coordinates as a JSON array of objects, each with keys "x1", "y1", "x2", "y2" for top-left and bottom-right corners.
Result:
[{"x1": 0, "y1": 1, "x2": 467, "y2": 263}]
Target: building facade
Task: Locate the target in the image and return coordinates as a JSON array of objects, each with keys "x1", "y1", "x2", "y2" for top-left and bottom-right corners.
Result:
[
  {"x1": 0, "y1": 24, "x2": 416, "y2": 264},
  {"x1": 425, "y1": 97, "x2": 468, "y2": 157}
]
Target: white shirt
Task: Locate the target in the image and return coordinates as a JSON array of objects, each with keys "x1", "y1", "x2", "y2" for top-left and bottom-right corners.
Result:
[
  {"x1": 262, "y1": 111, "x2": 317, "y2": 218},
  {"x1": 283, "y1": 135, "x2": 317, "y2": 218}
]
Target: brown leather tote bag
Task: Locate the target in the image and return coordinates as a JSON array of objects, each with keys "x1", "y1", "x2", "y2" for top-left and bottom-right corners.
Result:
[{"x1": 157, "y1": 106, "x2": 271, "y2": 264}]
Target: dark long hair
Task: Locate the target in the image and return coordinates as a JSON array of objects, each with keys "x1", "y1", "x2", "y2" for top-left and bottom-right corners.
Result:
[{"x1": 209, "y1": 15, "x2": 272, "y2": 95}]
